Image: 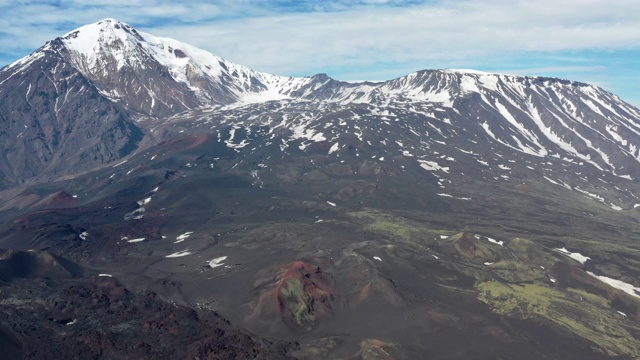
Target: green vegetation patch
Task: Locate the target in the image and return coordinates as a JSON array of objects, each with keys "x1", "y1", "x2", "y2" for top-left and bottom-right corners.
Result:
[
  {"x1": 508, "y1": 237, "x2": 548, "y2": 263},
  {"x1": 348, "y1": 209, "x2": 441, "y2": 243},
  {"x1": 477, "y1": 281, "x2": 640, "y2": 358},
  {"x1": 486, "y1": 260, "x2": 546, "y2": 283},
  {"x1": 280, "y1": 278, "x2": 315, "y2": 329}
]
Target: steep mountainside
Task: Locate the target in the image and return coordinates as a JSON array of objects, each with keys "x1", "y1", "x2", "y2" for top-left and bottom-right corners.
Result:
[{"x1": 0, "y1": 45, "x2": 142, "y2": 186}]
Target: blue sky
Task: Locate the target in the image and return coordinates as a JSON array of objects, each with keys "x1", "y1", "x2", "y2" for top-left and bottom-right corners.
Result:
[{"x1": 1, "y1": 0, "x2": 639, "y2": 106}]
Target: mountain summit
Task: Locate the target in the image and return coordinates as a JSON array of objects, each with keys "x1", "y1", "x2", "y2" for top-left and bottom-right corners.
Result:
[{"x1": 58, "y1": 18, "x2": 295, "y2": 113}]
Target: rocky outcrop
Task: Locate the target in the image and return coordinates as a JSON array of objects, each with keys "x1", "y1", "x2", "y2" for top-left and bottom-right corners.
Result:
[
  {"x1": 250, "y1": 260, "x2": 336, "y2": 330},
  {"x1": 0, "y1": 275, "x2": 294, "y2": 359}
]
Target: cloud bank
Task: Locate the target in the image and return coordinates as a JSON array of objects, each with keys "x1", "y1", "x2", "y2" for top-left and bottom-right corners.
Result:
[{"x1": 1, "y1": 1, "x2": 639, "y2": 104}]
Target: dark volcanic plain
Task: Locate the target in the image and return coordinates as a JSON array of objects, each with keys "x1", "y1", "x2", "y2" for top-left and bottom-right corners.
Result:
[{"x1": 1, "y1": 19, "x2": 640, "y2": 359}]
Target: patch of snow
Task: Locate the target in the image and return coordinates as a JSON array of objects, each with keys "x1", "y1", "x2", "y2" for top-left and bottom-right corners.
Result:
[
  {"x1": 494, "y1": 100, "x2": 547, "y2": 156},
  {"x1": 587, "y1": 272, "x2": 640, "y2": 298},
  {"x1": 175, "y1": 231, "x2": 193, "y2": 243},
  {"x1": 124, "y1": 207, "x2": 145, "y2": 220},
  {"x1": 127, "y1": 237, "x2": 146, "y2": 243},
  {"x1": 209, "y1": 256, "x2": 228, "y2": 269},
  {"x1": 418, "y1": 160, "x2": 449, "y2": 173},
  {"x1": 574, "y1": 187, "x2": 605, "y2": 203},
  {"x1": 528, "y1": 104, "x2": 603, "y2": 170},
  {"x1": 98, "y1": 274, "x2": 112, "y2": 277},
  {"x1": 166, "y1": 250, "x2": 192, "y2": 258},
  {"x1": 481, "y1": 122, "x2": 523, "y2": 154},
  {"x1": 238, "y1": 89, "x2": 289, "y2": 104},
  {"x1": 554, "y1": 247, "x2": 590, "y2": 264},
  {"x1": 137, "y1": 197, "x2": 152, "y2": 206},
  {"x1": 486, "y1": 237, "x2": 504, "y2": 246},
  {"x1": 484, "y1": 262, "x2": 493, "y2": 266},
  {"x1": 440, "y1": 235, "x2": 449, "y2": 239},
  {"x1": 373, "y1": 256, "x2": 382, "y2": 262},
  {"x1": 79, "y1": 231, "x2": 89, "y2": 240},
  {"x1": 543, "y1": 176, "x2": 559, "y2": 185},
  {"x1": 326, "y1": 201, "x2": 337, "y2": 207}
]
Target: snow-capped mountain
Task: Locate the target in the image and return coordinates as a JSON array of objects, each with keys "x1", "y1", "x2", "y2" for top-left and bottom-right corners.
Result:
[
  {"x1": 1, "y1": 18, "x2": 640, "y2": 197},
  {"x1": 56, "y1": 18, "x2": 303, "y2": 114}
]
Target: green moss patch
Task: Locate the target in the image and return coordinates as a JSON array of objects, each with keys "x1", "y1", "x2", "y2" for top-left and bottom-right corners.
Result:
[
  {"x1": 477, "y1": 281, "x2": 640, "y2": 358},
  {"x1": 348, "y1": 209, "x2": 438, "y2": 243}
]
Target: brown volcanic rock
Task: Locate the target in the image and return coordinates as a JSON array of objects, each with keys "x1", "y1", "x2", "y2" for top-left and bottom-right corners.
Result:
[
  {"x1": 248, "y1": 255, "x2": 406, "y2": 332},
  {"x1": 250, "y1": 259, "x2": 337, "y2": 330},
  {"x1": 438, "y1": 232, "x2": 502, "y2": 264},
  {"x1": 31, "y1": 190, "x2": 77, "y2": 209}
]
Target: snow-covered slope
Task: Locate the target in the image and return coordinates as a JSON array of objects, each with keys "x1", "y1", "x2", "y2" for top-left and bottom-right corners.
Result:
[
  {"x1": 176, "y1": 66, "x2": 640, "y2": 180},
  {"x1": 56, "y1": 19, "x2": 320, "y2": 113}
]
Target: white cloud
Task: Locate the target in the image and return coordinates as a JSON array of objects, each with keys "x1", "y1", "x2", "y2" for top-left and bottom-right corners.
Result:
[
  {"x1": 2, "y1": 1, "x2": 640, "y2": 66},
  {"x1": 138, "y1": 1, "x2": 640, "y2": 76}
]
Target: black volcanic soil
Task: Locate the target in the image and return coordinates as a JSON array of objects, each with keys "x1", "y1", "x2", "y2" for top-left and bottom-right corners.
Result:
[
  {"x1": 1, "y1": 118, "x2": 640, "y2": 359},
  {"x1": 0, "y1": 174, "x2": 634, "y2": 359}
]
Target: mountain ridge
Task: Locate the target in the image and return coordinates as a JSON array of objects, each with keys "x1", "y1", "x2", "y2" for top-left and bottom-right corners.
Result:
[
  {"x1": 1, "y1": 18, "x2": 640, "y2": 194},
  {"x1": 3, "y1": 19, "x2": 617, "y2": 109}
]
